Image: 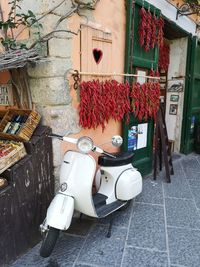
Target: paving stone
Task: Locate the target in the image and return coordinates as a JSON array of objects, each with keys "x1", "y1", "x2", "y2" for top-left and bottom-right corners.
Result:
[
  {"x1": 135, "y1": 178, "x2": 163, "y2": 205},
  {"x1": 11, "y1": 235, "x2": 85, "y2": 267},
  {"x1": 168, "y1": 227, "x2": 200, "y2": 267},
  {"x1": 163, "y1": 177, "x2": 193, "y2": 199},
  {"x1": 121, "y1": 247, "x2": 168, "y2": 267},
  {"x1": 190, "y1": 186, "x2": 200, "y2": 209},
  {"x1": 76, "y1": 224, "x2": 126, "y2": 267},
  {"x1": 172, "y1": 161, "x2": 184, "y2": 173},
  {"x1": 98, "y1": 200, "x2": 133, "y2": 228},
  {"x1": 9, "y1": 154, "x2": 200, "y2": 267},
  {"x1": 183, "y1": 170, "x2": 200, "y2": 186},
  {"x1": 181, "y1": 157, "x2": 200, "y2": 172},
  {"x1": 127, "y1": 203, "x2": 166, "y2": 251},
  {"x1": 75, "y1": 264, "x2": 100, "y2": 267},
  {"x1": 165, "y1": 198, "x2": 200, "y2": 229},
  {"x1": 67, "y1": 218, "x2": 94, "y2": 236}
]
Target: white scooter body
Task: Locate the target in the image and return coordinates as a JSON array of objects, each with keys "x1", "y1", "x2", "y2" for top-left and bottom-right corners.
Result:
[
  {"x1": 45, "y1": 149, "x2": 142, "y2": 231},
  {"x1": 40, "y1": 134, "x2": 142, "y2": 258}
]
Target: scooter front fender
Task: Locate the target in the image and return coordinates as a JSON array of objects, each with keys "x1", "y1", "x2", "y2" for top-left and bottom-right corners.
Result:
[{"x1": 46, "y1": 193, "x2": 74, "y2": 230}]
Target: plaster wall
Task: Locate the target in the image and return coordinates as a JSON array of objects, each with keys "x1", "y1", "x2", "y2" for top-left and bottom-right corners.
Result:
[
  {"x1": 63, "y1": 0, "x2": 126, "y2": 153},
  {"x1": 59, "y1": 1, "x2": 126, "y2": 189},
  {"x1": 165, "y1": 37, "x2": 188, "y2": 152},
  {"x1": 0, "y1": 0, "x2": 126, "y2": 190}
]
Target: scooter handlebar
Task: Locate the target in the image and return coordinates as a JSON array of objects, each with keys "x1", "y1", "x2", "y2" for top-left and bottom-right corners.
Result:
[
  {"x1": 48, "y1": 134, "x2": 78, "y2": 144},
  {"x1": 93, "y1": 146, "x2": 116, "y2": 158},
  {"x1": 48, "y1": 133, "x2": 63, "y2": 140},
  {"x1": 48, "y1": 135, "x2": 116, "y2": 156}
]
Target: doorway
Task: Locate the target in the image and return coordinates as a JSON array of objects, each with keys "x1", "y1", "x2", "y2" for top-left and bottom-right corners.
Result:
[{"x1": 160, "y1": 19, "x2": 188, "y2": 153}]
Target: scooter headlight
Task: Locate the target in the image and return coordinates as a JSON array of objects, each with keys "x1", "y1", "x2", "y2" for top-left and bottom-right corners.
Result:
[{"x1": 77, "y1": 136, "x2": 94, "y2": 154}]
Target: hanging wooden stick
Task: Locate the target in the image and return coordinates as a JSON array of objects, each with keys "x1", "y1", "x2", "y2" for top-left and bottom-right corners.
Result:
[{"x1": 70, "y1": 70, "x2": 160, "y2": 80}]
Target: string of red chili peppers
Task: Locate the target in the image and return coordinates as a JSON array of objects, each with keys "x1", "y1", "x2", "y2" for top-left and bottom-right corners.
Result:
[
  {"x1": 139, "y1": 7, "x2": 164, "y2": 52},
  {"x1": 131, "y1": 70, "x2": 160, "y2": 122},
  {"x1": 79, "y1": 78, "x2": 160, "y2": 130},
  {"x1": 158, "y1": 41, "x2": 170, "y2": 71},
  {"x1": 79, "y1": 80, "x2": 130, "y2": 131}
]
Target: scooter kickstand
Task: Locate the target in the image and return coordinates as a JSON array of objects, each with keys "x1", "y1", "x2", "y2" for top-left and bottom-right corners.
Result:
[
  {"x1": 106, "y1": 214, "x2": 114, "y2": 238},
  {"x1": 79, "y1": 213, "x2": 83, "y2": 222}
]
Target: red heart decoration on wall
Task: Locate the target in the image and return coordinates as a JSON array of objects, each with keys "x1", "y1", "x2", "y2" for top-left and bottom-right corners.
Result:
[{"x1": 93, "y1": 48, "x2": 103, "y2": 64}]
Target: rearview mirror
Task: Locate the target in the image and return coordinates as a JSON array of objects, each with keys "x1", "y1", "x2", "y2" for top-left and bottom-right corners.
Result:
[{"x1": 112, "y1": 135, "x2": 123, "y2": 147}]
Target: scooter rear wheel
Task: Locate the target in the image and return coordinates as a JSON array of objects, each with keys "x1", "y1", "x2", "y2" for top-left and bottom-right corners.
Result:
[{"x1": 40, "y1": 227, "x2": 60, "y2": 258}]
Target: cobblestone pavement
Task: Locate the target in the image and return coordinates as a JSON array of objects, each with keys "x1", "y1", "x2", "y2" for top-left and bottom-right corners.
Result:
[{"x1": 10, "y1": 153, "x2": 200, "y2": 267}]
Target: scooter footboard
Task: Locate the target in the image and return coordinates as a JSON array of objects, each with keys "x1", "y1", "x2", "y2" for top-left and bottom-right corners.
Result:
[{"x1": 46, "y1": 193, "x2": 74, "y2": 230}]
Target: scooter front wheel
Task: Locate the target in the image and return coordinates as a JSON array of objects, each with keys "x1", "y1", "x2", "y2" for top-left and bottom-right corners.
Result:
[{"x1": 40, "y1": 227, "x2": 60, "y2": 258}]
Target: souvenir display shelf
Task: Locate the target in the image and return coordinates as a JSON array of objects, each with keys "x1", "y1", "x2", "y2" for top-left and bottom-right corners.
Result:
[{"x1": 0, "y1": 109, "x2": 41, "y2": 141}]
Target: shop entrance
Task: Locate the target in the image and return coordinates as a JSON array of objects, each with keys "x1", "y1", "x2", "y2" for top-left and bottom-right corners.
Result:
[
  {"x1": 123, "y1": 0, "x2": 198, "y2": 176},
  {"x1": 161, "y1": 21, "x2": 200, "y2": 154},
  {"x1": 161, "y1": 20, "x2": 188, "y2": 153}
]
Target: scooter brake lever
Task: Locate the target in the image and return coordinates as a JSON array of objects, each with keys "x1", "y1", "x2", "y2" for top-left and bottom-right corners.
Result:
[
  {"x1": 103, "y1": 151, "x2": 117, "y2": 158},
  {"x1": 47, "y1": 133, "x2": 63, "y2": 140}
]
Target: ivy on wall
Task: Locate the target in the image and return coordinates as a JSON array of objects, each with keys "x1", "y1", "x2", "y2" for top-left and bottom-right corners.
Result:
[
  {"x1": 0, "y1": 0, "x2": 100, "y2": 51},
  {"x1": 0, "y1": 0, "x2": 100, "y2": 109}
]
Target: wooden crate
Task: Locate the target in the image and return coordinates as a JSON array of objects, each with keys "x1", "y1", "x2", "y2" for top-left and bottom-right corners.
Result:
[
  {"x1": 0, "y1": 110, "x2": 7, "y2": 122},
  {"x1": 0, "y1": 109, "x2": 41, "y2": 141},
  {"x1": 0, "y1": 141, "x2": 27, "y2": 174}
]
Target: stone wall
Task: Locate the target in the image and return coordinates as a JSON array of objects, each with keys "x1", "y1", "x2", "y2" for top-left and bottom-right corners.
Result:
[{"x1": 18, "y1": 0, "x2": 98, "y2": 189}]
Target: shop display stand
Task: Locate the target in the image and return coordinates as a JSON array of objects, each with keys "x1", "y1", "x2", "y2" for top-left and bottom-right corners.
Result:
[
  {"x1": 0, "y1": 126, "x2": 54, "y2": 266},
  {"x1": 153, "y1": 107, "x2": 174, "y2": 183}
]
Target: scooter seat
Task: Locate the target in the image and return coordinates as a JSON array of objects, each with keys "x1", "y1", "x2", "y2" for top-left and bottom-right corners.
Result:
[{"x1": 98, "y1": 152, "x2": 134, "y2": 167}]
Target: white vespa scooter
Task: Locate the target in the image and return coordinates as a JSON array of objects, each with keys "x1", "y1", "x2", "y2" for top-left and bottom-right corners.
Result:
[{"x1": 40, "y1": 134, "x2": 142, "y2": 258}]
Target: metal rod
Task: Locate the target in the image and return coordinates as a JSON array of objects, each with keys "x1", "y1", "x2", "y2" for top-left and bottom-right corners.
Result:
[{"x1": 70, "y1": 71, "x2": 160, "y2": 80}]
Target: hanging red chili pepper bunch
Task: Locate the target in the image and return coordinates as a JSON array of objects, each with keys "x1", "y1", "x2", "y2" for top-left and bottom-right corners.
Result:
[
  {"x1": 105, "y1": 80, "x2": 130, "y2": 123},
  {"x1": 139, "y1": 7, "x2": 147, "y2": 47},
  {"x1": 149, "y1": 68, "x2": 160, "y2": 78},
  {"x1": 130, "y1": 83, "x2": 140, "y2": 118},
  {"x1": 130, "y1": 81, "x2": 160, "y2": 121},
  {"x1": 79, "y1": 80, "x2": 105, "y2": 130},
  {"x1": 158, "y1": 42, "x2": 170, "y2": 71},
  {"x1": 148, "y1": 82, "x2": 161, "y2": 121},
  {"x1": 144, "y1": 11, "x2": 152, "y2": 52},
  {"x1": 79, "y1": 80, "x2": 130, "y2": 131},
  {"x1": 157, "y1": 17, "x2": 164, "y2": 48},
  {"x1": 139, "y1": 7, "x2": 164, "y2": 51},
  {"x1": 151, "y1": 14, "x2": 157, "y2": 49}
]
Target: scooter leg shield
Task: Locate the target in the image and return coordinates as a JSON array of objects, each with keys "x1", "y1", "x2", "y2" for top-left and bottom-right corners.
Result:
[{"x1": 46, "y1": 193, "x2": 74, "y2": 230}]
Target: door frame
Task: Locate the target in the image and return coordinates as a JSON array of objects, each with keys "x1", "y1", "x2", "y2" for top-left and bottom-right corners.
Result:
[
  {"x1": 181, "y1": 36, "x2": 200, "y2": 154},
  {"x1": 123, "y1": 0, "x2": 160, "y2": 176}
]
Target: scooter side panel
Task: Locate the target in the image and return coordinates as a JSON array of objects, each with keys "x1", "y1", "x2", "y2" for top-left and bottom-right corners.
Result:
[
  {"x1": 98, "y1": 164, "x2": 134, "y2": 204},
  {"x1": 116, "y1": 169, "x2": 142, "y2": 200},
  {"x1": 60, "y1": 151, "x2": 97, "y2": 217},
  {"x1": 46, "y1": 193, "x2": 74, "y2": 230}
]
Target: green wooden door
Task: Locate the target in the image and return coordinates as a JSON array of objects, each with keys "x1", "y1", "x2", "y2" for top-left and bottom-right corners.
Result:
[
  {"x1": 181, "y1": 37, "x2": 200, "y2": 154},
  {"x1": 123, "y1": 0, "x2": 160, "y2": 175}
]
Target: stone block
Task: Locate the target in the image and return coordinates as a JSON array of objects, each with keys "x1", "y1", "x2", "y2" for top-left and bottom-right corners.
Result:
[
  {"x1": 28, "y1": 57, "x2": 71, "y2": 78},
  {"x1": 18, "y1": 0, "x2": 73, "y2": 16},
  {"x1": 32, "y1": 14, "x2": 73, "y2": 39},
  {"x1": 35, "y1": 14, "x2": 60, "y2": 36},
  {"x1": 30, "y1": 77, "x2": 71, "y2": 105},
  {"x1": 48, "y1": 38, "x2": 72, "y2": 58},
  {"x1": 74, "y1": 0, "x2": 99, "y2": 7},
  {"x1": 41, "y1": 105, "x2": 80, "y2": 136}
]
